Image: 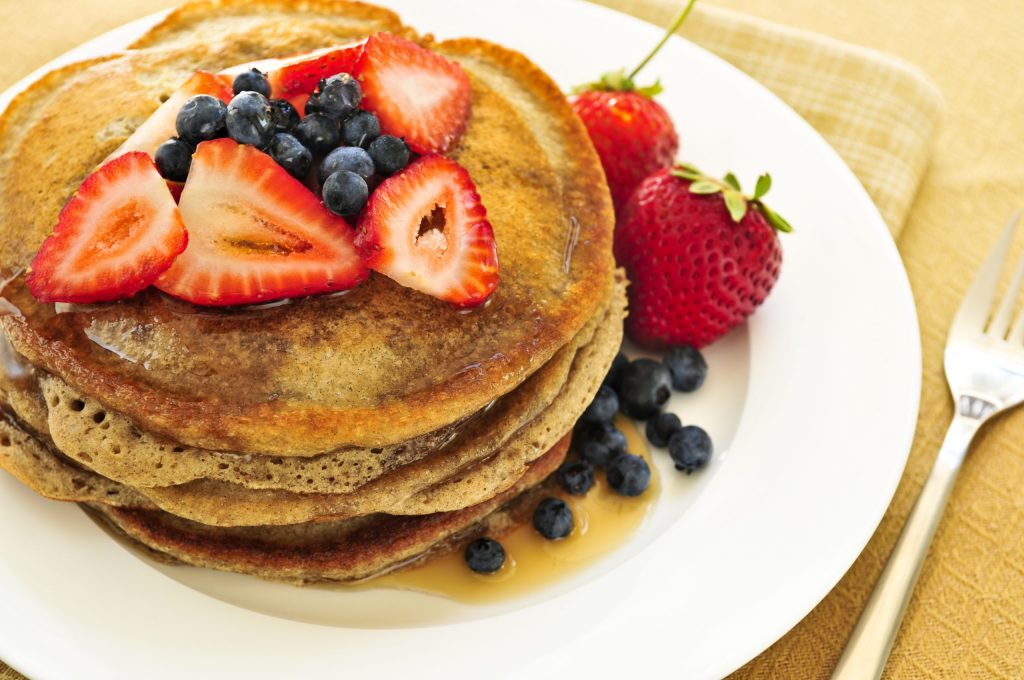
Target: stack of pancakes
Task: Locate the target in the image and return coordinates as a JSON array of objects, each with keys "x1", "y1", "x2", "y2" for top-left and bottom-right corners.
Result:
[{"x1": 0, "y1": 0, "x2": 622, "y2": 584}]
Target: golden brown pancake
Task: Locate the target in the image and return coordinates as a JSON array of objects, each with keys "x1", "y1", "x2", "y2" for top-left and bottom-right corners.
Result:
[
  {"x1": 85, "y1": 438, "x2": 567, "y2": 584},
  {"x1": 0, "y1": 1, "x2": 615, "y2": 456}
]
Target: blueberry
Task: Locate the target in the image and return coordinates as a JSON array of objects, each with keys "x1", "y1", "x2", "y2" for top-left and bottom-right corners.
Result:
[
  {"x1": 618, "y1": 358, "x2": 672, "y2": 420},
  {"x1": 464, "y1": 537, "x2": 505, "y2": 574},
  {"x1": 575, "y1": 421, "x2": 627, "y2": 468},
  {"x1": 269, "y1": 99, "x2": 301, "y2": 133},
  {"x1": 580, "y1": 385, "x2": 619, "y2": 424},
  {"x1": 342, "y1": 111, "x2": 381, "y2": 148},
  {"x1": 645, "y1": 412, "x2": 681, "y2": 448},
  {"x1": 603, "y1": 351, "x2": 629, "y2": 391},
  {"x1": 154, "y1": 138, "x2": 192, "y2": 182},
  {"x1": 304, "y1": 92, "x2": 323, "y2": 116},
  {"x1": 316, "y1": 74, "x2": 362, "y2": 119},
  {"x1": 664, "y1": 345, "x2": 708, "y2": 392},
  {"x1": 226, "y1": 91, "x2": 274, "y2": 148},
  {"x1": 175, "y1": 94, "x2": 227, "y2": 147},
  {"x1": 322, "y1": 171, "x2": 368, "y2": 216},
  {"x1": 232, "y1": 68, "x2": 271, "y2": 97},
  {"x1": 557, "y1": 460, "x2": 595, "y2": 496},
  {"x1": 606, "y1": 453, "x2": 651, "y2": 497},
  {"x1": 269, "y1": 133, "x2": 312, "y2": 179},
  {"x1": 367, "y1": 134, "x2": 410, "y2": 175},
  {"x1": 293, "y1": 113, "x2": 341, "y2": 155},
  {"x1": 319, "y1": 146, "x2": 375, "y2": 185},
  {"x1": 533, "y1": 497, "x2": 573, "y2": 540},
  {"x1": 668, "y1": 425, "x2": 713, "y2": 473}
]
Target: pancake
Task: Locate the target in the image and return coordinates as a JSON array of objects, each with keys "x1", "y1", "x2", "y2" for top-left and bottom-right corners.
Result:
[
  {"x1": 85, "y1": 438, "x2": 567, "y2": 584},
  {"x1": 0, "y1": 276, "x2": 623, "y2": 525},
  {"x1": 0, "y1": 1, "x2": 615, "y2": 456}
]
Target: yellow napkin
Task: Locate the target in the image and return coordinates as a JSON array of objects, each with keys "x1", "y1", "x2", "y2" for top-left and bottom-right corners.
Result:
[{"x1": 8, "y1": 0, "x2": 1017, "y2": 678}]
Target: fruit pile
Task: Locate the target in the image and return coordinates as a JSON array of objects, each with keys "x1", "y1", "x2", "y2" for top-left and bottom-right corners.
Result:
[
  {"x1": 569, "y1": 0, "x2": 790, "y2": 350},
  {"x1": 26, "y1": 33, "x2": 497, "y2": 309}
]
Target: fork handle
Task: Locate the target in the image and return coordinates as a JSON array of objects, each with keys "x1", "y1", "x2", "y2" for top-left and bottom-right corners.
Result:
[{"x1": 832, "y1": 415, "x2": 979, "y2": 680}]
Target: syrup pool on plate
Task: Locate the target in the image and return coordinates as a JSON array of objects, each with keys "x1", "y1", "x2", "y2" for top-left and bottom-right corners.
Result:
[{"x1": 360, "y1": 416, "x2": 659, "y2": 603}]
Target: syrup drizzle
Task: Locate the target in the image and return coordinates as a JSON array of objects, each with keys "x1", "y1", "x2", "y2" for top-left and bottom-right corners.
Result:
[{"x1": 357, "y1": 417, "x2": 657, "y2": 603}]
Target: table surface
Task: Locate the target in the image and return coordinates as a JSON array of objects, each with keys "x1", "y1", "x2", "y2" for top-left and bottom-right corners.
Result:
[{"x1": 1, "y1": 1, "x2": 1023, "y2": 678}]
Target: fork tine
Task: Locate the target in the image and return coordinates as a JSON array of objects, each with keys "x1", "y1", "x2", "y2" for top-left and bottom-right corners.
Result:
[
  {"x1": 988, "y1": 254, "x2": 1024, "y2": 338},
  {"x1": 951, "y1": 210, "x2": 1021, "y2": 335}
]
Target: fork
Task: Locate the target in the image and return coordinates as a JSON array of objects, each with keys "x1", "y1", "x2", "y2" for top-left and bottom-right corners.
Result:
[{"x1": 832, "y1": 211, "x2": 1024, "y2": 679}]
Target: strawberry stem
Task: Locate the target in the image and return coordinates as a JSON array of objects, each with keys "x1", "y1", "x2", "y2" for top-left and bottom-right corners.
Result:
[{"x1": 627, "y1": 0, "x2": 698, "y2": 81}]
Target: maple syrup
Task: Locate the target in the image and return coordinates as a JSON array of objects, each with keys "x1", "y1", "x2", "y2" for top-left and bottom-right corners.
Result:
[{"x1": 359, "y1": 416, "x2": 658, "y2": 603}]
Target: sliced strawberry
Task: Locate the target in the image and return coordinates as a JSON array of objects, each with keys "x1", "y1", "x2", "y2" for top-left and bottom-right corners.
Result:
[
  {"x1": 27, "y1": 152, "x2": 188, "y2": 303},
  {"x1": 353, "y1": 33, "x2": 471, "y2": 154},
  {"x1": 219, "y1": 42, "x2": 366, "y2": 99},
  {"x1": 354, "y1": 155, "x2": 498, "y2": 307},
  {"x1": 156, "y1": 139, "x2": 367, "y2": 306},
  {"x1": 104, "y1": 71, "x2": 232, "y2": 163}
]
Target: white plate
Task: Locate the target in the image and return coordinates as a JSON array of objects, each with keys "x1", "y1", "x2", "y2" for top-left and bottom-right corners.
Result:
[{"x1": 0, "y1": 1, "x2": 920, "y2": 677}]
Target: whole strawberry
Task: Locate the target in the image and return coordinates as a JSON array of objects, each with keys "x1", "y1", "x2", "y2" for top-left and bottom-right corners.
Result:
[
  {"x1": 615, "y1": 164, "x2": 792, "y2": 348},
  {"x1": 569, "y1": 0, "x2": 695, "y2": 213},
  {"x1": 570, "y1": 81, "x2": 677, "y2": 213}
]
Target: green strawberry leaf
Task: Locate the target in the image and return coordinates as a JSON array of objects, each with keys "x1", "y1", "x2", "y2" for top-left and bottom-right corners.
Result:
[
  {"x1": 724, "y1": 173, "x2": 742, "y2": 191},
  {"x1": 724, "y1": 190, "x2": 748, "y2": 222},
  {"x1": 671, "y1": 168, "x2": 704, "y2": 181},
  {"x1": 689, "y1": 180, "x2": 722, "y2": 195},
  {"x1": 753, "y1": 173, "x2": 772, "y2": 200},
  {"x1": 636, "y1": 80, "x2": 664, "y2": 97},
  {"x1": 760, "y1": 204, "x2": 794, "y2": 233}
]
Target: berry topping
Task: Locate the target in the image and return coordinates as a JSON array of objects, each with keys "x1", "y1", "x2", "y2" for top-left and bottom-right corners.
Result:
[
  {"x1": 354, "y1": 32, "x2": 471, "y2": 154},
  {"x1": 314, "y1": 73, "x2": 362, "y2": 119},
  {"x1": 355, "y1": 154, "x2": 499, "y2": 307},
  {"x1": 155, "y1": 139, "x2": 367, "y2": 306},
  {"x1": 342, "y1": 110, "x2": 381, "y2": 148},
  {"x1": 154, "y1": 138, "x2": 192, "y2": 183},
  {"x1": 262, "y1": 41, "x2": 367, "y2": 99},
  {"x1": 645, "y1": 411, "x2": 681, "y2": 448},
  {"x1": 569, "y1": 1, "x2": 695, "y2": 212},
  {"x1": 575, "y1": 420, "x2": 627, "y2": 468},
  {"x1": 617, "y1": 358, "x2": 672, "y2": 419},
  {"x1": 226, "y1": 91, "x2": 275, "y2": 149},
  {"x1": 176, "y1": 94, "x2": 228, "y2": 148},
  {"x1": 606, "y1": 453, "x2": 651, "y2": 496},
  {"x1": 293, "y1": 113, "x2": 341, "y2": 155},
  {"x1": 105, "y1": 70, "x2": 231, "y2": 162},
  {"x1": 533, "y1": 497, "x2": 573, "y2": 540},
  {"x1": 603, "y1": 351, "x2": 629, "y2": 391},
  {"x1": 269, "y1": 98, "x2": 301, "y2": 132},
  {"x1": 232, "y1": 68, "x2": 271, "y2": 97},
  {"x1": 322, "y1": 171, "x2": 369, "y2": 217},
  {"x1": 557, "y1": 460, "x2": 596, "y2": 496},
  {"x1": 580, "y1": 385, "x2": 619, "y2": 424},
  {"x1": 616, "y1": 165, "x2": 787, "y2": 348},
  {"x1": 464, "y1": 537, "x2": 505, "y2": 574},
  {"x1": 319, "y1": 146, "x2": 375, "y2": 185},
  {"x1": 26, "y1": 152, "x2": 187, "y2": 303},
  {"x1": 268, "y1": 132, "x2": 312, "y2": 179},
  {"x1": 367, "y1": 134, "x2": 410, "y2": 176},
  {"x1": 668, "y1": 425, "x2": 713, "y2": 473},
  {"x1": 664, "y1": 345, "x2": 707, "y2": 392}
]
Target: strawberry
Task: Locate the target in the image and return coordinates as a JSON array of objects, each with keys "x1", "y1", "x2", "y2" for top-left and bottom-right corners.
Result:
[
  {"x1": 570, "y1": 87, "x2": 677, "y2": 214},
  {"x1": 615, "y1": 164, "x2": 791, "y2": 348},
  {"x1": 353, "y1": 32, "x2": 471, "y2": 154},
  {"x1": 27, "y1": 152, "x2": 188, "y2": 303},
  {"x1": 219, "y1": 42, "x2": 366, "y2": 99},
  {"x1": 104, "y1": 70, "x2": 232, "y2": 163},
  {"x1": 568, "y1": 0, "x2": 697, "y2": 213},
  {"x1": 354, "y1": 154, "x2": 498, "y2": 307},
  {"x1": 155, "y1": 139, "x2": 367, "y2": 306}
]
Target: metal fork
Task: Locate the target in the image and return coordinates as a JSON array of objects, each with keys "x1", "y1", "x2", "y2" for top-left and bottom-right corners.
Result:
[{"x1": 833, "y1": 211, "x2": 1024, "y2": 679}]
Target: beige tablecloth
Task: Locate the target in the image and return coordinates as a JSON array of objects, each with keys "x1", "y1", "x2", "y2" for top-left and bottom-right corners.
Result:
[{"x1": 1, "y1": 0, "x2": 1022, "y2": 677}]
